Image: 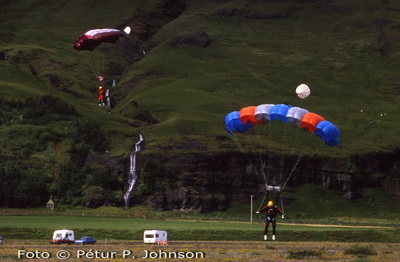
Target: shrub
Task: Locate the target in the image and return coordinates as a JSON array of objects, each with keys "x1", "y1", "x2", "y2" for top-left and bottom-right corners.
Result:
[
  {"x1": 287, "y1": 249, "x2": 322, "y2": 260},
  {"x1": 344, "y1": 245, "x2": 377, "y2": 256},
  {"x1": 23, "y1": 95, "x2": 78, "y2": 120}
]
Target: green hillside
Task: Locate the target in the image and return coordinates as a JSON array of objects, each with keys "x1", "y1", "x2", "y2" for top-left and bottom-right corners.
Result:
[{"x1": 1, "y1": 0, "x2": 399, "y2": 209}]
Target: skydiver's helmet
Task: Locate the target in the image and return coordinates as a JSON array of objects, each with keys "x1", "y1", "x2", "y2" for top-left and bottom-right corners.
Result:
[
  {"x1": 267, "y1": 201, "x2": 274, "y2": 207},
  {"x1": 99, "y1": 86, "x2": 103, "y2": 90}
]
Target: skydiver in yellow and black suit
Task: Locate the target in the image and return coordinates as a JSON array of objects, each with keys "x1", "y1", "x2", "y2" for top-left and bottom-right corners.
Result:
[{"x1": 256, "y1": 201, "x2": 284, "y2": 241}]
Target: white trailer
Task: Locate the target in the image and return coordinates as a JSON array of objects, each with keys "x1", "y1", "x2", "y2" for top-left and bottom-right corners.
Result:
[
  {"x1": 50, "y1": 229, "x2": 75, "y2": 244},
  {"x1": 143, "y1": 230, "x2": 167, "y2": 244}
]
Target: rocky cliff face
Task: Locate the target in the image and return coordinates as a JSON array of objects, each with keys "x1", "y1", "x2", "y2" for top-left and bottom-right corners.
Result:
[{"x1": 134, "y1": 149, "x2": 399, "y2": 212}]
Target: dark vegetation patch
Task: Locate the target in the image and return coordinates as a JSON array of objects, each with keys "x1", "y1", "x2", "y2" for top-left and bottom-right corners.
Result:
[
  {"x1": 171, "y1": 31, "x2": 211, "y2": 47},
  {"x1": 133, "y1": 109, "x2": 159, "y2": 125},
  {"x1": 287, "y1": 249, "x2": 322, "y2": 260},
  {"x1": 313, "y1": 3, "x2": 348, "y2": 14},
  {"x1": 118, "y1": 100, "x2": 159, "y2": 127},
  {"x1": 344, "y1": 244, "x2": 377, "y2": 257},
  {"x1": 0, "y1": 95, "x2": 124, "y2": 208},
  {"x1": 214, "y1": 0, "x2": 232, "y2": 3},
  {"x1": 0, "y1": 31, "x2": 15, "y2": 42},
  {"x1": 43, "y1": 74, "x2": 81, "y2": 97},
  {"x1": 386, "y1": 77, "x2": 400, "y2": 96},
  {"x1": 244, "y1": 5, "x2": 297, "y2": 19},
  {"x1": 116, "y1": 0, "x2": 187, "y2": 60},
  {"x1": 0, "y1": 95, "x2": 78, "y2": 125},
  {"x1": 216, "y1": 8, "x2": 245, "y2": 17}
]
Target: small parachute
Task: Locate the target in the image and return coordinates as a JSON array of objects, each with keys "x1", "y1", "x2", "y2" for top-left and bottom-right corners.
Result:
[
  {"x1": 73, "y1": 26, "x2": 131, "y2": 51},
  {"x1": 296, "y1": 84, "x2": 311, "y2": 99},
  {"x1": 123, "y1": 26, "x2": 131, "y2": 35}
]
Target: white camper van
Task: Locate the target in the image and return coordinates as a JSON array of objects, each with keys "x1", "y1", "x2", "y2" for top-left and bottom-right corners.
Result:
[
  {"x1": 143, "y1": 230, "x2": 167, "y2": 244},
  {"x1": 50, "y1": 229, "x2": 75, "y2": 244}
]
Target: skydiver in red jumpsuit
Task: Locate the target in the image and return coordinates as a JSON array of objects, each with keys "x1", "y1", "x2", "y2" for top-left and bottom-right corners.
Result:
[
  {"x1": 256, "y1": 201, "x2": 284, "y2": 241},
  {"x1": 98, "y1": 86, "x2": 105, "y2": 106}
]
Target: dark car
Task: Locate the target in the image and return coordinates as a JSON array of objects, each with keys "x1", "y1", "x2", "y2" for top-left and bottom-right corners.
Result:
[{"x1": 74, "y1": 236, "x2": 96, "y2": 245}]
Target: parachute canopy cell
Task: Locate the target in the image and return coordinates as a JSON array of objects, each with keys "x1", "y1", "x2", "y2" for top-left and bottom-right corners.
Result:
[
  {"x1": 314, "y1": 121, "x2": 341, "y2": 147},
  {"x1": 225, "y1": 111, "x2": 252, "y2": 135},
  {"x1": 270, "y1": 104, "x2": 292, "y2": 123},
  {"x1": 300, "y1": 113, "x2": 325, "y2": 133},
  {"x1": 74, "y1": 28, "x2": 126, "y2": 51},
  {"x1": 296, "y1": 84, "x2": 311, "y2": 99},
  {"x1": 240, "y1": 106, "x2": 257, "y2": 126},
  {"x1": 286, "y1": 107, "x2": 309, "y2": 126},
  {"x1": 254, "y1": 104, "x2": 275, "y2": 124}
]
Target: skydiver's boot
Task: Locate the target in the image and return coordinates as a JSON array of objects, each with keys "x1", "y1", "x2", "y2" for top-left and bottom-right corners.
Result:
[
  {"x1": 264, "y1": 235, "x2": 267, "y2": 241},
  {"x1": 272, "y1": 235, "x2": 276, "y2": 241}
]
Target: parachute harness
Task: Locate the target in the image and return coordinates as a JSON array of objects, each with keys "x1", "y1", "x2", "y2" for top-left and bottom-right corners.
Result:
[{"x1": 257, "y1": 189, "x2": 284, "y2": 215}]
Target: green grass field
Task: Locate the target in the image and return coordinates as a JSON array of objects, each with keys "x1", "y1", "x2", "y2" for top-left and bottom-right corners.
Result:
[
  {"x1": 1, "y1": 214, "x2": 399, "y2": 243},
  {"x1": 1, "y1": 215, "x2": 400, "y2": 261}
]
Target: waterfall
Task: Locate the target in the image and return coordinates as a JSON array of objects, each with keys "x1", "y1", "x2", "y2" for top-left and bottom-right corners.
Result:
[{"x1": 124, "y1": 134, "x2": 144, "y2": 210}]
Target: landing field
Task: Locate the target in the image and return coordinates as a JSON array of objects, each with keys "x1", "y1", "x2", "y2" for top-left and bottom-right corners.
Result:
[{"x1": 1, "y1": 215, "x2": 400, "y2": 261}]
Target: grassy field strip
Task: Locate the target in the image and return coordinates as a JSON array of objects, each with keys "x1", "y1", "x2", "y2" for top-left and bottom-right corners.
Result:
[
  {"x1": 282, "y1": 222, "x2": 391, "y2": 229},
  {"x1": 2, "y1": 215, "x2": 399, "y2": 244},
  {"x1": 0, "y1": 215, "x2": 382, "y2": 231}
]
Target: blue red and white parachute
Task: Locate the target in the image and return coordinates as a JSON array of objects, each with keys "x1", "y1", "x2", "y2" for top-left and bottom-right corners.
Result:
[{"x1": 225, "y1": 104, "x2": 340, "y2": 147}]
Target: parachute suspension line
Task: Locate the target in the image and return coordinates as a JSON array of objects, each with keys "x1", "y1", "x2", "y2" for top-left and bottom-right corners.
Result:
[
  {"x1": 231, "y1": 132, "x2": 268, "y2": 191},
  {"x1": 89, "y1": 50, "x2": 105, "y2": 79},
  {"x1": 289, "y1": 125, "x2": 304, "y2": 156},
  {"x1": 89, "y1": 55, "x2": 100, "y2": 79},
  {"x1": 236, "y1": 129, "x2": 267, "y2": 192},
  {"x1": 254, "y1": 124, "x2": 271, "y2": 191},
  {"x1": 281, "y1": 143, "x2": 309, "y2": 191},
  {"x1": 250, "y1": 134, "x2": 269, "y2": 191},
  {"x1": 255, "y1": 152, "x2": 268, "y2": 191},
  {"x1": 249, "y1": 123, "x2": 271, "y2": 192},
  {"x1": 282, "y1": 125, "x2": 305, "y2": 189},
  {"x1": 230, "y1": 134, "x2": 245, "y2": 152},
  {"x1": 278, "y1": 122, "x2": 289, "y2": 188},
  {"x1": 282, "y1": 147, "x2": 322, "y2": 190},
  {"x1": 281, "y1": 130, "x2": 313, "y2": 191},
  {"x1": 96, "y1": 51, "x2": 104, "y2": 77},
  {"x1": 257, "y1": 193, "x2": 267, "y2": 212},
  {"x1": 266, "y1": 122, "x2": 272, "y2": 188}
]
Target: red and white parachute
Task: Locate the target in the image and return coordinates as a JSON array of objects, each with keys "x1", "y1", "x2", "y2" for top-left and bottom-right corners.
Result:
[{"x1": 73, "y1": 26, "x2": 131, "y2": 51}]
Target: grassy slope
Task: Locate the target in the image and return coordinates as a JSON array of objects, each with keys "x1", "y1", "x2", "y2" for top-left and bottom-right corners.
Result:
[
  {"x1": 1, "y1": 0, "x2": 399, "y2": 158},
  {"x1": 1, "y1": 1, "x2": 400, "y2": 222},
  {"x1": 0, "y1": 0, "x2": 146, "y2": 148},
  {"x1": 115, "y1": 0, "x2": 400, "y2": 157}
]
